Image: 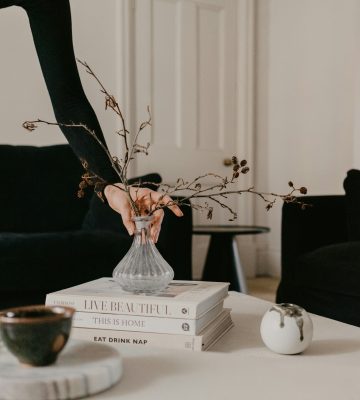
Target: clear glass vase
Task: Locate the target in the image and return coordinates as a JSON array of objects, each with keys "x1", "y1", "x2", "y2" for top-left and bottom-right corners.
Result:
[{"x1": 112, "y1": 216, "x2": 174, "y2": 293}]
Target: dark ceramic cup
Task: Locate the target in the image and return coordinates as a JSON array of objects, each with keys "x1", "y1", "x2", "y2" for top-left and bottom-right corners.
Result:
[{"x1": 0, "y1": 305, "x2": 75, "y2": 366}]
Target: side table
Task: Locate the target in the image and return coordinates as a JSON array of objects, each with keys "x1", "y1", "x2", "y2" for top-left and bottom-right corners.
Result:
[{"x1": 193, "y1": 225, "x2": 270, "y2": 293}]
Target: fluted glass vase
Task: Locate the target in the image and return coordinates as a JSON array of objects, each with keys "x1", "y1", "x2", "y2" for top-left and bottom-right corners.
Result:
[{"x1": 112, "y1": 216, "x2": 174, "y2": 293}]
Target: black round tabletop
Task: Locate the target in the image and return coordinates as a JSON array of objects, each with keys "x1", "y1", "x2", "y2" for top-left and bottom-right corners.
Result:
[{"x1": 192, "y1": 225, "x2": 270, "y2": 235}]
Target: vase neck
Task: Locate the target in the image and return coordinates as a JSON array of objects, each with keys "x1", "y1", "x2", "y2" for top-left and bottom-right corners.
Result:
[
  {"x1": 133, "y1": 216, "x2": 153, "y2": 243},
  {"x1": 133, "y1": 216, "x2": 153, "y2": 232}
]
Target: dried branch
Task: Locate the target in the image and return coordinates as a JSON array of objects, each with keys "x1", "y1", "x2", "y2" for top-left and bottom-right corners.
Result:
[
  {"x1": 22, "y1": 118, "x2": 140, "y2": 216},
  {"x1": 22, "y1": 61, "x2": 309, "y2": 222},
  {"x1": 76, "y1": 59, "x2": 129, "y2": 156}
]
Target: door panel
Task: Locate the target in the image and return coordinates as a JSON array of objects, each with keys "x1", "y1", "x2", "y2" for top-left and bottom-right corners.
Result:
[{"x1": 133, "y1": 0, "x2": 248, "y2": 226}]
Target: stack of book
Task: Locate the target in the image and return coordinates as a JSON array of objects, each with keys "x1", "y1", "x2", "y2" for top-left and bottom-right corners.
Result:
[{"x1": 45, "y1": 278, "x2": 233, "y2": 351}]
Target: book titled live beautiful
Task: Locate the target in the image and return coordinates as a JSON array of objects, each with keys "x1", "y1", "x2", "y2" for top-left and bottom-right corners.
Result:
[
  {"x1": 71, "y1": 309, "x2": 234, "y2": 351},
  {"x1": 46, "y1": 278, "x2": 229, "y2": 319},
  {"x1": 72, "y1": 300, "x2": 224, "y2": 335}
]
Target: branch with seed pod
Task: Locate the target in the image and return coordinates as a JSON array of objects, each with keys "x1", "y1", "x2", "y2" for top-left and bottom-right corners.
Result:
[{"x1": 23, "y1": 61, "x2": 310, "y2": 221}]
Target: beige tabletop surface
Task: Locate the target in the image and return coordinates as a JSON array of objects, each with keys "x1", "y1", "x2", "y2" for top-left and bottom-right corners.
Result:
[{"x1": 90, "y1": 292, "x2": 360, "y2": 400}]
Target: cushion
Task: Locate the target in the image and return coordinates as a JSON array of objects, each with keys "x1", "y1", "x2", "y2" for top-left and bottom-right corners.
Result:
[
  {"x1": 0, "y1": 230, "x2": 131, "y2": 308},
  {"x1": 277, "y1": 280, "x2": 360, "y2": 327},
  {"x1": 290, "y1": 241, "x2": 360, "y2": 297},
  {"x1": 343, "y1": 169, "x2": 360, "y2": 241},
  {"x1": 277, "y1": 240, "x2": 360, "y2": 326},
  {"x1": 0, "y1": 144, "x2": 90, "y2": 232}
]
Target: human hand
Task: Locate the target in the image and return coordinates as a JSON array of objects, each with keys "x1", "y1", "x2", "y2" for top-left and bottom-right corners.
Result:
[{"x1": 104, "y1": 183, "x2": 183, "y2": 242}]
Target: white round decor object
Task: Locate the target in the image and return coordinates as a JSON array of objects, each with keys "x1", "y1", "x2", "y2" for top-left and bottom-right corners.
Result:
[{"x1": 260, "y1": 303, "x2": 313, "y2": 355}]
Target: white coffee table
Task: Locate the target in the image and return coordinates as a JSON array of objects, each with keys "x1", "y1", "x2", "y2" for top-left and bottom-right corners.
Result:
[{"x1": 91, "y1": 292, "x2": 360, "y2": 399}]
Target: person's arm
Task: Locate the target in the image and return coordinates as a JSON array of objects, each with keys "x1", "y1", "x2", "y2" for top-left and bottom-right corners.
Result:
[
  {"x1": 23, "y1": 0, "x2": 117, "y2": 183},
  {"x1": 21, "y1": 0, "x2": 182, "y2": 240}
]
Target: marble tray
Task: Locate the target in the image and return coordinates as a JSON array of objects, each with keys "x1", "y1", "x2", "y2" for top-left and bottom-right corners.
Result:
[{"x1": 0, "y1": 339, "x2": 123, "y2": 400}]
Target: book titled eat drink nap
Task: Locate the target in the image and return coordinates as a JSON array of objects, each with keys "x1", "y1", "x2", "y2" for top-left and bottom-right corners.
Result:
[
  {"x1": 71, "y1": 309, "x2": 233, "y2": 352},
  {"x1": 46, "y1": 278, "x2": 229, "y2": 319}
]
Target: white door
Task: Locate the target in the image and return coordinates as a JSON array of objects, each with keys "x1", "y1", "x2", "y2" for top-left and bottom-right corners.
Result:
[
  {"x1": 129, "y1": 0, "x2": 253, "y2": 225},
  {"x1": 119, "y1": 0, "x2": 256, "y2": 277}
]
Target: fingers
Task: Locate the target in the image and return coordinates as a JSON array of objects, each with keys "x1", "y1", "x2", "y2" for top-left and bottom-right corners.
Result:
[
  {"x1": 129, "y1": 187, "x2": 183, "y2": 217},
  {"x1": 120, "y1": 207, "x2": 135, "y2": 236},
  {"x1": 154, "y1": 193, "x2": 184, "y2": 217},
  {"x1": 104, "y1": 185, "x2": 135, "y2": 236},
  {"x1": 104, "y1": 185, "x2": 184, "y2": 240},
  {"x1": 151, "y1": 209, "x2": 164, "y2": 243}
]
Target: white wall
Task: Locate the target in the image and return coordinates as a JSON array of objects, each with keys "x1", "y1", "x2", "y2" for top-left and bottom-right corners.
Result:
[
  {"x1": 0, "y1": 0, "x2": 121, "y2": 153},
  {"x1": 255, "y1": 0, "x2": 360, "y2": 276},
  {"x1": 2, "y1": 0, "x2": 359, "y2": 279}
]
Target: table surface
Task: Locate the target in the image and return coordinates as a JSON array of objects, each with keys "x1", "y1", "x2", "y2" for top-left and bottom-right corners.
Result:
[
  {"x1": 88, "y1": 292, "x2": 360, "y2": 400},
  {"x1": 192, "y1": 225, "x2": 270, "y2": 235}
]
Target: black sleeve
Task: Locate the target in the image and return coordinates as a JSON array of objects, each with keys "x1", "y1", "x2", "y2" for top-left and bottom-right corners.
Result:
[{"x1": 21, "y1": 0, "x2": 119, "y2": 185}]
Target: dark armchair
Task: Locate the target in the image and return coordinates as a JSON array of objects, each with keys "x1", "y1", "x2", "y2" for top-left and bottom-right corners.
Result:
[
  {"x1": 0, "y1": 144, "x2": 192, "y2": 308},
  {"x1": 277, "y1": 170, "x2": 360, "y2": 326}
]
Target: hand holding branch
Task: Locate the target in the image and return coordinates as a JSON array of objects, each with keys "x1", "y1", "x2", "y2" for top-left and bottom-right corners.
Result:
[{"x1": 104, "y1": 183, "x2": 183, "y2": 242}]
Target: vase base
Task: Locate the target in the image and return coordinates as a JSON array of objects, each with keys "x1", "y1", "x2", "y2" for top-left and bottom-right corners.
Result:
[
  {"x1": 113, "y1": 278, "x2": 171, "y2": 295},
  {"x1": 112, "y1": 216, "x2": 175, "y2": 295},
  {"x1": 121, "y1": 288, "x2": 161, "y2": 295}
]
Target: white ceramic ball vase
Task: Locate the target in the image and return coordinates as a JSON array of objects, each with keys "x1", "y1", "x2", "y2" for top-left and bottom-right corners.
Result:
[{"x1": 260, "y1": 303, "x2": 313, "y2": 355}]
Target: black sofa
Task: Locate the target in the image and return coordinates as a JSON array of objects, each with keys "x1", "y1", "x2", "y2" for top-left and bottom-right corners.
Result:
[
  {"x1": 276, "y1": 170, "x2": 360, "y2": 326},
  {"x1": 0, "y1": 144, "x2": 192, "y2": 308}
]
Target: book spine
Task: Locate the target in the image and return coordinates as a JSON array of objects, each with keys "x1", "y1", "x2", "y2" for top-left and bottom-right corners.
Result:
[
  {"x1": 71, "y1": 327, "x2": 203, "y2": 351},
  {"x1": 72, "y1": 311, "x2": 200, "y2": 335},
  {"x1": 46, "y1": 293, "x2": 218, "y2": 319},
  {"x1": 71, "y1": 300, "x2": 222, "y2": 335}
]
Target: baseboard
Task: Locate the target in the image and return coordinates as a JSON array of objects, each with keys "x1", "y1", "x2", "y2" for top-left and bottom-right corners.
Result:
[
  {"x1": 257, "y1": 248, "x2": 281, "y2": 277},
  {"x1": 235, "y1": 238, "x2": 257, "y2": 279},
  {"x1": 192, "y1": 236, "x2": 210, "y2": 280}
]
